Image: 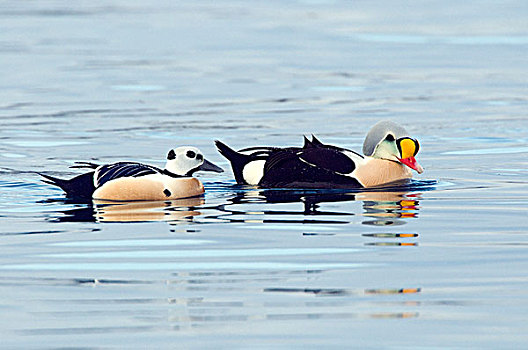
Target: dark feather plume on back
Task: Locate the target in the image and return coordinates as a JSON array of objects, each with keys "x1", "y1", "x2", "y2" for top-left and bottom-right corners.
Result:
[{"x1": 95, "y1": 162, "x2": 160, "y2": 187}]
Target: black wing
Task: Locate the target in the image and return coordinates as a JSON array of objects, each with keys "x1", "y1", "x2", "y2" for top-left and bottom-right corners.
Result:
[
  {"x1": 259, "y1": 148, "x2": 361, "y2": 189},
  {"x1": 259, "y1": 138, "x2": 364, "y2": 189},
  {"x1": 265, "y1": 139, "x2": 360, "y2": 175},
  {"x1": 298, "y1": 147, "x2": 357, "y2": 174},
  {"x1": 217, "y1": 135, "x2": 364, "y2": 188},
  {"x1": 95, "y1": 162, "x2": 161, "y2": 188}
]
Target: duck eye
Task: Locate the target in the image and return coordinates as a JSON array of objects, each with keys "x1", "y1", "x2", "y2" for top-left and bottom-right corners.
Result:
[
  {"x1": 385, "y1": 134, "x2": 395, "y2": 142},
  {"x1": 196, "y1": 154, "x2": 203, "y2": 161},
  {"x1": 186, "y1": 150, "x2": 196, "y2": 158}
]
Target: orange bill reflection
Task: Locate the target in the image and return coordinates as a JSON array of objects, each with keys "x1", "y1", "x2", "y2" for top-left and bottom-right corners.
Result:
[{"x1": 360, "y1": 191, "x2": 420, "y2": 226}]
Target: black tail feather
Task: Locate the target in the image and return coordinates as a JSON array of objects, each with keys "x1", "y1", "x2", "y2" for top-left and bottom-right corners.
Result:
[
  {"x1": 38, "y1": 172, "x2": 70, "y2": 190},
  {"x1": 38, "y1": 171, "x2": 95, "y2": 199},
  {"x1": 214, "y1": 140, "x2": 251, "y2": 184}
]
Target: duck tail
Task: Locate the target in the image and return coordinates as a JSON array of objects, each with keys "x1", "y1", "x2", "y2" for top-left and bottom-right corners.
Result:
[
  {"x1": 38, "y1": 172, "x2": 70, "y2": 190},
  {"x1": 214, "y1": 140, "x2": 250, "y2": 184},
  {"x1": 38, "y1": 171, "x2": 95, "y2": 199}
]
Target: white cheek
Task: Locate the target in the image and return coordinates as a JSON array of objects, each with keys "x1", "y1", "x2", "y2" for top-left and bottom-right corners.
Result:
[
  {"x1": 168, "y1": 159, "x2": 196, "y2": 175},
  {"x1": 242, "y1": 160, "x2": 266, "y2": 185}
]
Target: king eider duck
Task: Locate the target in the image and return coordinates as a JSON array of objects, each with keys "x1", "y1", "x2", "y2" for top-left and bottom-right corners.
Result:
[
  {"x1": 39, "y1": 147, "x2": 223, "y2": 201},
  {"x1": 215, "y1": 120, "x2": 423, "y2": 189}
]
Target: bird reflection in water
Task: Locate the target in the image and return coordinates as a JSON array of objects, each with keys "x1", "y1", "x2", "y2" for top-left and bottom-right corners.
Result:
[
  {"x1": 212, "y1": 185, "x2": 425, "y2": 227},
  {"x1": 45, "y1": 197, "x2": 204, "y2": 223},
  {"x1": 44, "y1": 180, "x2": 435, "y2": 224},
  {"x1": 359, "y1": 191, "x2": 420, "y2": 226},
  {"x1": 93, "y1": 198, "x2": 203, "y2": 223},
  {"x1": 211, "y1": 189, "x2": 357, "y2": 225},
  {"x1": 165, "y1": 270, "x2": 421, "y2": 322}
]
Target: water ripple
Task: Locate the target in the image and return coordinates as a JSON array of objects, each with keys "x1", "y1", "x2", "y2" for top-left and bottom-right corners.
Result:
[{"x1": 1, "y1": 261, "x2": 367, "y2": 271}]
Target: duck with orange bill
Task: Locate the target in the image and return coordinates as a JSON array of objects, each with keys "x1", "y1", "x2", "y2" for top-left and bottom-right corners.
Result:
[{"x1": 215, "y1": 120, "x2": 423, "y2": 189}]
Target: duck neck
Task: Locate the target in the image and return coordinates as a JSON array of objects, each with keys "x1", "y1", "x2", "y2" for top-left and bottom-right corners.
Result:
[{"x1": 162, "y1": 169, "x2": 185, "y2": 178}]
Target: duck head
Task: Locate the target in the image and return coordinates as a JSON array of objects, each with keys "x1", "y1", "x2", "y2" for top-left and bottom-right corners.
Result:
[
  {"x1": 165, "y1": 146, "x2": 223, "y2": 176},
  {"x1": 362, "y1": 120, "x2": 424, "y2": 174}
]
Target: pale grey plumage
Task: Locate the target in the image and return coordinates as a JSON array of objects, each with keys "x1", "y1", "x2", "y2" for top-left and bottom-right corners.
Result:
[{"x1": 362, "y1": 120, "x2": 411, "y2": 156}]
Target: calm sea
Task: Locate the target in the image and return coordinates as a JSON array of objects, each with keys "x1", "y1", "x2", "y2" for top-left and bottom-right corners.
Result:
[{"x1": 1, "y1": 1, "x2": 527, "y2": 348}]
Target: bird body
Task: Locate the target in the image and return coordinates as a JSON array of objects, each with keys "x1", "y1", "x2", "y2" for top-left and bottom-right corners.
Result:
[
  {"x1": 39, "y1": 147, "x2": 223, "y2": 201},
  {"x1": 91, "y1": 173, "x2": 204, "y2": 201},
  {"x1": 215, "y1": 121, "x2": 422, "y2": 189}
]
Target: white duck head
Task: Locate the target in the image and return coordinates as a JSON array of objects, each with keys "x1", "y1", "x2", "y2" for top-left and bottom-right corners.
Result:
[
  {"x1": 362, "y1": 120, "x2": 424, "y2": 174},
  {"x1": 165, "y1": 146, "x2": 223, "y2": 176}
]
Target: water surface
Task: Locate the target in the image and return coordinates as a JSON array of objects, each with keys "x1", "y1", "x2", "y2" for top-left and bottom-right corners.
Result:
[{"x1": 1, "y1": 0, "x2": 528, "y2": 348}]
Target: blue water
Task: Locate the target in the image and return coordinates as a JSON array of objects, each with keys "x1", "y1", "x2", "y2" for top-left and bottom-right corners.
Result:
[{"x1": 1, "y1": 1, "x2": 528, "y2": 348}]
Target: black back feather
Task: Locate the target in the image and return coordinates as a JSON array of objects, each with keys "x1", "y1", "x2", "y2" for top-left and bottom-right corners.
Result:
[
  {"x1": 216, "y1": 136, "x2": 364, "y2": 189},
  {"x1": 69, "y1": 161, "x2": 100, "y2": 169},
  {"x1": 298, "y1": 147, "x2": 355, "y2": 174},
  {"x1": 259, "y1": 151, "x2": 361, "y2": 189},
  {"x1": 263, "y1": 149, "x2": 298, "y2": 173},
  {"x1": 311, "y1": 134, "x2": 324, "y2": 146},
  {"x1": 303, "y1": 135, "x2": 312, "y2": 148},
  {"x1": 95, "y1": 162, "x2": 160, "y2": 187}
]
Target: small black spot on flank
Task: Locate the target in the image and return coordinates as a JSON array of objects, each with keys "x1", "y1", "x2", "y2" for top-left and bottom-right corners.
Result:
[
  {"x1": 385, "y1": 134, "x2": 395, "y2": 142},
  {"x1": 186, "y1": 150, "x2": 196, "y2": 158},
  {"x1": 163, "y1": 189, "x2": 171, "y2": 197},
  {"x1": 167, "y1": 150, "x2": 176, "y2": 160}
]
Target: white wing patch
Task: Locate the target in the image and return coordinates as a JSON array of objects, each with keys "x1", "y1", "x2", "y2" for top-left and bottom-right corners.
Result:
[{"x1": 242, "y1": 160, "x2": 266, "y2": 185}]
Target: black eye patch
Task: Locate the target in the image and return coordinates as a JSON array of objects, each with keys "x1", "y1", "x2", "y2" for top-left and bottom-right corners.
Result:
[
  {"x1": 196, "y1": 154, "x2": 203, "y2": 161},
  {"x1": 413, "y1": 139, "x2": 420, "y2": 156},
  {"x1": 186, "y1": 150, "x2": 196, "y2": 158},
  {"x1": 167, "y1": 149, "x2": 176, "y2": 160},
  {"x1": 385, "y1": 134, "x2": 395, "y2": 142}
]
